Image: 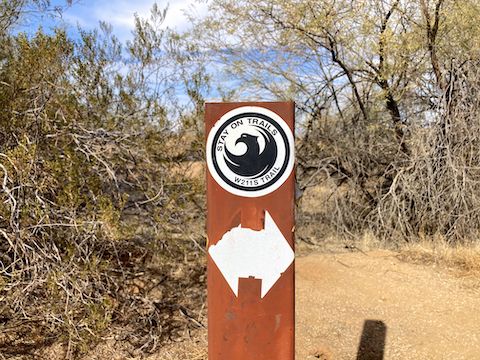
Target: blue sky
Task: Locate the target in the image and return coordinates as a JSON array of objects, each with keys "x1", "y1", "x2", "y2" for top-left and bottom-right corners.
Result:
[
  {"x1": 20, "y1": 0, "x2": 207, "y2": 41},
  {"x1": 16, "y1": 1, "x2": 293, "y2": 106}
]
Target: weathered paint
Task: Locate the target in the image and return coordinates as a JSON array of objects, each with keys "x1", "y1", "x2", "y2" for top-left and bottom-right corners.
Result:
[{"x1": 206, "y1": 102, "x2": 295, "y2": 360}]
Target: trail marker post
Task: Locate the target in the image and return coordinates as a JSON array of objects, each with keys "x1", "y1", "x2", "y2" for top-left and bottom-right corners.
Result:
[{"x1": 205, "y1": 102, "x2": 295, "y2": 360}]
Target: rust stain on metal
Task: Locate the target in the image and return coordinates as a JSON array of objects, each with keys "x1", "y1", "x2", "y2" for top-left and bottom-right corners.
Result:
[{"x1": 206, "y1": 102, "x2": 295, "y2": 360}]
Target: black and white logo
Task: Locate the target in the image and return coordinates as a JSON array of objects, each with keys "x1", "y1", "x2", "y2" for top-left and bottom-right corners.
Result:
[{"x1": 206, "y1": 106, "x2": 294, "y2": 197}]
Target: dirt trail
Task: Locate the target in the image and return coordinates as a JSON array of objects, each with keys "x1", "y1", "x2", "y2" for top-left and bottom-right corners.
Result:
[
  {"x1": 74, "y1": 250, "x2": 480, "y2": 359},
  {"x1": 296, "y1": 250, "x2": 480, "y2": 360}
]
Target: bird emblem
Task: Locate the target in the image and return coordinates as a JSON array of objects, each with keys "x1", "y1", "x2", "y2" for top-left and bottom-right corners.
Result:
[{"x1": 224, "y1": 126, "x2": 277, "y2": 178}]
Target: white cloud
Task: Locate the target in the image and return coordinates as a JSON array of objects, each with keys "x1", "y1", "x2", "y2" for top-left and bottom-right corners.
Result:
[
  {"x1": 62, "y1": 0, "x2": 207, "y2": 41},
  {"x1": 162, "y1": 0, "x2": 207, "y2": 29}
]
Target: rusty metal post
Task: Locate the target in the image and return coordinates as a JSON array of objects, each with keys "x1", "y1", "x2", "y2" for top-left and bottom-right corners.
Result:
[{"x1": 205, "y1": 102, "x2": 295, "y2": 360}]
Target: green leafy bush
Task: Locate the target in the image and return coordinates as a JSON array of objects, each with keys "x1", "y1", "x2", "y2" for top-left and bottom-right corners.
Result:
[{"x1": 0, "y1": 4, "x2": 206, "y2": 358}]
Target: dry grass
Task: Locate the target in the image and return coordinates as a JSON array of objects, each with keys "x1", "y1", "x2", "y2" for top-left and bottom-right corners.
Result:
[
  {"x1": 158, "y1": 333, "x2": 207, "y2": 360},
  {"x1": 399, "y1": 239, "x2": 480, "y2": 278},
  {"x1": 298, "y1": 180, "x2": 480, "y2": 279},
  {"x1": 20, "y1": 330, "x2": 208, "y2": 360}
]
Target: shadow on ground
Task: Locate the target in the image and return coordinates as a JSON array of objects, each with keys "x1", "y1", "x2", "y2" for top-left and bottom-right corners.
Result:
[{"x1": 356, "y1": 320, "x2": 387, "y2": 360}]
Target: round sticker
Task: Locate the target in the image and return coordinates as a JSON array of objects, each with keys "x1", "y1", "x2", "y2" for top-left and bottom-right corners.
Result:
[{"x1": 206, "y1": 106, "x2": 294, "y2": 197}]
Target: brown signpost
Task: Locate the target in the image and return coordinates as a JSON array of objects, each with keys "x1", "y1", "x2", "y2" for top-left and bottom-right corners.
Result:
[{"x1": 205, "y1": 102, "x2": 295, "y2": 360}]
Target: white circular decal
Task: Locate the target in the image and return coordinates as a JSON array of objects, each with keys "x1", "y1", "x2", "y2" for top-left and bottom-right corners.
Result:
[{"x1": 206, "y1": 106, "x2": 294, "y2": 197}]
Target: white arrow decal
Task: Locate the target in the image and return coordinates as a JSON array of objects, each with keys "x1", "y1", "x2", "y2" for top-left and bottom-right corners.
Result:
[{"x1": 208, "y1": 211, "x2": 294, "y2": 298}]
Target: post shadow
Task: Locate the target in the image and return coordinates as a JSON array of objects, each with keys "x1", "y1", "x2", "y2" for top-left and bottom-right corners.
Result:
[{"x1": 356, "y1": 320, "x2": 387, "y2": 360}]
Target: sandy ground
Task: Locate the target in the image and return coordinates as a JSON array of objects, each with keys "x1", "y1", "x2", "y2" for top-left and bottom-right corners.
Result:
[
  {"x1": 155, "y1": 250, "x2": 480, "y2": 359},
  {"x1": 41, "y1": 250, "x2": 480, "y2": 359},
  {"x1": 295, "y1": 250, "x2": 480, "y2": 359}
]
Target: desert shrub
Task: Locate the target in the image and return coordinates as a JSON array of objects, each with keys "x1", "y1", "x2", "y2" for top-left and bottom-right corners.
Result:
[
  {"x1": 371, "y1": 60, "x2": 480, "y2": 242},
  {"x1": 0, "y1": 6, "x2": 206, "y2": 359},
  {"x1": 191, "y1": 0, "x2": 480, "y2": 244},
  {"x1": 296, "y1": 60, "x2": 480, "y2": 244}
]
